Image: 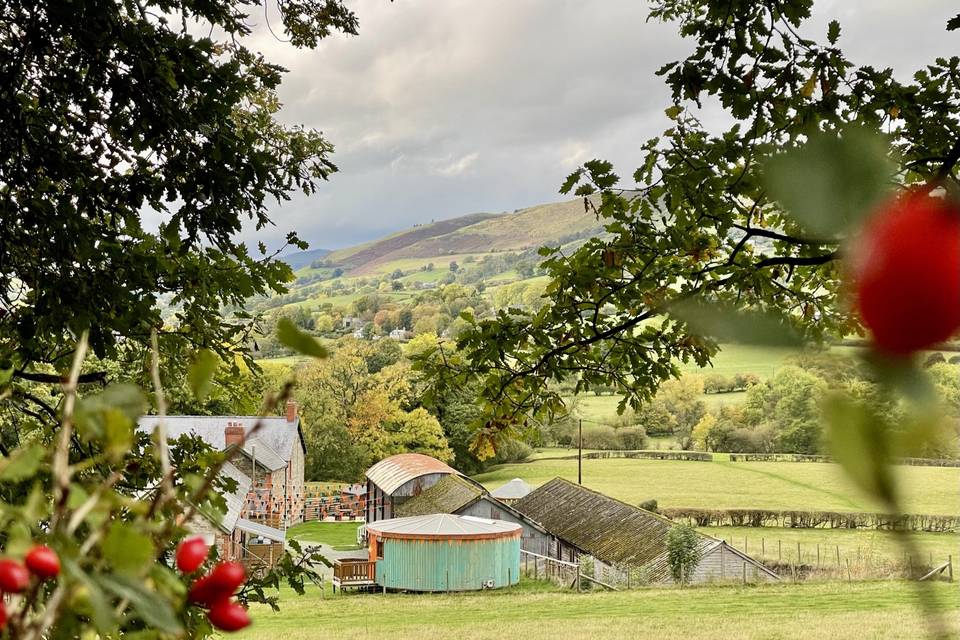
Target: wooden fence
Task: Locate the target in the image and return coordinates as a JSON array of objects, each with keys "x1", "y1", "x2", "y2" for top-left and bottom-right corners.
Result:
[{"x1": 661, "y1": 508, "x2": 960, "y2": 532}]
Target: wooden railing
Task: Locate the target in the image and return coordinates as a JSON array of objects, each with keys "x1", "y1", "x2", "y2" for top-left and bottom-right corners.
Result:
[{"x1": 333, "y1": 559, "x2": 376, "y2": 587}]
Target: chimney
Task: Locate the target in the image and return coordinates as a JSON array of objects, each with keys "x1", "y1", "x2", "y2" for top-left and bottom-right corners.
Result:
[
  {"x1": 286, "y1": 399, "x2": 298, "y2": 423},
  {"x1": 224, "y1": 421, "x2": 245, "y2": 448}
]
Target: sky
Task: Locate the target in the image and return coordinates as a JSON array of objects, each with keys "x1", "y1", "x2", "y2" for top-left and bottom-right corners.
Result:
[{"x1": 241, "y1": 0, "x2": 959, "y2": 252}]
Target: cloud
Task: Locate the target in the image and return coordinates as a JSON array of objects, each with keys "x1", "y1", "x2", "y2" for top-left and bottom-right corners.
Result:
[{"x1": 237, "y1": 0, "x2": 959, "y2": 252}]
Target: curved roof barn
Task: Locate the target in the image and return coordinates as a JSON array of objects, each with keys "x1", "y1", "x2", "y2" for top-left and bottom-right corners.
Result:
[{"x1": 365, "y1": 453, "x2": 459, "y2": 495}]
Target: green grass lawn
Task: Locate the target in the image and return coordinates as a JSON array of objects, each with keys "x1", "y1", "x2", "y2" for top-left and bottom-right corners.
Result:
[
  {"x1": 286, "y1": 521, "x2": 362, "y2": 550},
  {"x1": 700, "y1": 527, "x2": 960, "y2": 568},
  {"x1": 233, "y1": 580, "x2": 959, "y2": 640},
  {"x1": 473, "y1": 458, "x2": 960, "y2": 514}
]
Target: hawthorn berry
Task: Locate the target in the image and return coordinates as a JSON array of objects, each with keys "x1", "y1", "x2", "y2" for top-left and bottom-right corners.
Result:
[
  {"x1": 206, "y1": 561, "x2": 245, "y2": 596},
  {"x1": 852, "y1": 191, "x2": 960, "y2": 355},
  {"x1": 24, "y1": 545, "x2": 60, "y2": 580},
  {"x1": 175, "y1": 537, "x2": 208, "y2": 574},
  {"x1": 188, "y1": 575, "x2": 218, "y2": 607},
  {"x1": 207, "y1": 599, "x2": 251, "y2": 632},
  {"x1": 0, "y1": 559, "x2": 30, "y2": 593}
]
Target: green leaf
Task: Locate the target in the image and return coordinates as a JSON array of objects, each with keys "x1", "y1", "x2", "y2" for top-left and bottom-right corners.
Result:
[
  {"x1": 276, "y1": 317, "x2": 328, "y2": 359},
  {"x1": 63, "y1": 557, "x2": 117, "y2": 635},
  {"x1": 187, "y1": 348, "x2": 219, "y2": 401},
  {"x1": 664, "y1": 105, "x2": 682, "y2": 120},
  {"x1": 0, "y1": 444, "x2": 44, "y2": 482},
  {"x1": 827, "y1": 20, "x2": 841, "y2": 44},
  {"x1": 670, "y1": 299, "x2": 802, "y2": 347},
  {"x1": 75, "y1": 384, "x2": 147, "y2": 446},
  {"x1": 822, "y1": 393, "x2": 897, "y2": 510},
  {"x1": 947, "y1": 13, "x2": 960, "y2": 31},
  {"x1": 98, "y1": 573, "x2": 183, "y2": 634},
  {"x1": 103, "y1": 522, "x2": 154, "y2": 575},
  {"x1": 763, "y1": 124, "x2": 895, "y2": 236}
]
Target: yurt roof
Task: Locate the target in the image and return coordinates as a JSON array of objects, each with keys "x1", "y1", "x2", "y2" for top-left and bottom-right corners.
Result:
[{"x1": 366, "y1": 513, "x2": 521, "y2": 540}]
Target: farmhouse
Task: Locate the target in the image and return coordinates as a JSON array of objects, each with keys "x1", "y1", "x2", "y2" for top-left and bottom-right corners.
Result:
[
  {"x1": 138, "y1": 400, "x2": 306, "y2": 529},
  {"x1": 513, "y1": 478, "x2": 778, "y2": 584}
]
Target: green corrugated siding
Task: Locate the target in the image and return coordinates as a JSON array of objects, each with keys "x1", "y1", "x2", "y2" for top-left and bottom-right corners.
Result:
[{"x1": 375, "y1": 537, "x2": 520, "y2": 591}]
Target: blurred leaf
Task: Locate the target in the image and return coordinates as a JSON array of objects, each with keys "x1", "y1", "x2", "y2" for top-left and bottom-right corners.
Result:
[
  {"x1": 276, "y1": 318, "x2": 328, "y2": 359},
  {"x1": 98, "y1": 573, "x2": 182, "y2": 634},
  {"x1": 187, "y1": 348, "x2": 219, "y2": 401},
  {"x1": 670, "y1": 299, "x2": 801, "y2": 346},
  {"x1": 822, "y1": 393, "x2": 897, "y2": 510},
  {"x1": 64, "y1": 557, "x2": 116, "y2": 634},
  {"x1": 947, "y1": 13, "x2": 960, "y2": 31},
  {"x1": 5, "y1": 521, "x2": 32, "y2": 556},
  {"x1": 75, "y1": 384, "x2": 146, "y2": 444},
  {"x1": 862, "y1": 352, "x2": 938, "y2": 405},
  {"x1": 103, "y1": 522, "x2": 154, "y2": 575},
  {"x1": 763, "y1": 124, "x2": 894, "y2": 236},
  {"x1": 0, "y1": 444, "x2": 44, "y2": 482}
]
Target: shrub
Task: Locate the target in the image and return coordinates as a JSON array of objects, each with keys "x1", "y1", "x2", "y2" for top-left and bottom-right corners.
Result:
[
  {"x1": 639, "y1": 499, "x2": 658, "y2": 513},
  {"x1": 666, "y1": 524, "x2": 702, "y2": 584},
  {"x1": 490, "y1": 438, "x2": 533, "y2": 464},
  {"x1": 616, "y1": 426, "x2": 647, "y2": 450}
]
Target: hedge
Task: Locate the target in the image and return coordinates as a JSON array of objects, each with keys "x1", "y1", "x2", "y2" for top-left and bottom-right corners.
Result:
[
  {"x1": 727, "y1": 453, "x2": 960, "y2": 467},
  {"x1": 661, "y1": 507, "x2": 960, "y2": 532},
  {"x1": 555, "y1": 450, "x2": 713, "y2": 462}
]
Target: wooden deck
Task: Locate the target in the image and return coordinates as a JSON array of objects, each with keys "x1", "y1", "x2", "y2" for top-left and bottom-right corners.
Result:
[{"x1": 332, "y1": 559, "x2": 376, "y2": 592}]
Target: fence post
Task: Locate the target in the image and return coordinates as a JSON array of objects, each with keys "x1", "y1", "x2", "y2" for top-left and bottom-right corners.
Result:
[
  {"x1": 845, "y1": 559, "x2": 851, "y2": 583},
  {"x1": 761, "y1": 538, "x2": 765, "y2": 558},
  {"x1": 836, "y1": 545, "x2": 840, "y2": 568},
  {"x1": 797, "y1": 542, "x2": 801, "y2": 565},
  {"x1": 816, "y1": 544, "x2": 820, "y2": 567},
  {"x1": 948, "y1": 555, "x2": 954, "y2": 582}
]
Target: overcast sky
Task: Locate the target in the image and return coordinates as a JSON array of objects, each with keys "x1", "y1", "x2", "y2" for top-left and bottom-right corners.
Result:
[{"x1": 242, "y1": 1, "x2": 958, "y2": 252}]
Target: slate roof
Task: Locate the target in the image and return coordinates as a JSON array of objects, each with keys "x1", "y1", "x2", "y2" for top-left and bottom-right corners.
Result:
[
  {"x1": 218, "y1": 462, "x2": 253, "y2": 533},
  {"x1": 137, "y1": 415, "x2": 306, "y2": 461},
  {"x1": 236, "y1": 518, "x2": 286, "y2": 542},
  {"x1": 491, "y1": 478, "x2": 532, "y2": 500},
  {"x1": 512, "y1": 477, "x2": 715, "y2": 581},
  {"x1": 395, "y1": 474, "x2": 484, "y2": 517},
  {"x1": 366, "y1": 513, "x2": 521, "y2": 539},
  {"x1": 239, "y1": 437, "x2": 287, "y2": 472},
  {"x1": 365, "y1": 453, "x2": 459, "y2": 495}
]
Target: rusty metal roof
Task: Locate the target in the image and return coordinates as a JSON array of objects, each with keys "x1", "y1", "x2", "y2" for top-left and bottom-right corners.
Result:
[
  {"x1": 367, "y1": 513, "x2": 521, "y2": 540},
  {"x1": 395, "y1": 475, "x2": 484, "y2": 518},
  {"x1": 513, "y1": 477, "x2": 715, "y2": 581},
  {"x1": 365, "y1": 453, "x2": 458, "y2": 495}
]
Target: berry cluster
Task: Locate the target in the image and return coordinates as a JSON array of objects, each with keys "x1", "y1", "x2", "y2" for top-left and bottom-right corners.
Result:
[
  {"x1": 177, "y1": 537, "x2": 251, "y2": 632},
  {"x1": 0, "y1": 545, "x2": 61, "y2": 629}
]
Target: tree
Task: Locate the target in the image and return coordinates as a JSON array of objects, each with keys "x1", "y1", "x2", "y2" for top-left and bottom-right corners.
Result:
[
  {"x1": 666, "y1": 524, "x2": 702, "y2": 585},
  {"x1": 420, "y1": 0, "x2": 960, "y2": 441}
]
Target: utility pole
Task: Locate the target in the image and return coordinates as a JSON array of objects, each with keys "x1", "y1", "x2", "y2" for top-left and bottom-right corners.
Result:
[{"x1": 578, "y1": 418, "x2": 583, "y2": 485}]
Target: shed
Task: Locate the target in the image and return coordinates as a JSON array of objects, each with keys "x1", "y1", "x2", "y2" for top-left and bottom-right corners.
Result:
[
  {"x1": 513, "y1": 478, "x2": 777, "y2": 584},
  {"x1": 366, "y1": 513, "x2": 521, "y2": 591},
  {"x1": 490, "y1": 478, "x2": 532, "y2": 504},
  {"x1": 365, "y1": 453, "x2": 460, "y2": 523}
]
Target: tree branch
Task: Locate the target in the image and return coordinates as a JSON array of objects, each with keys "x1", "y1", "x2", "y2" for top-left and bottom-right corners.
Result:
[{"x1": 14, "y1": 370, "x2": 106, "y2": 385}]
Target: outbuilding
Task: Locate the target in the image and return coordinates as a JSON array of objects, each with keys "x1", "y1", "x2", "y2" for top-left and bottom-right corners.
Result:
[
  {"x1": 366, "y1": 513, "x2": 521, "y2": 591},
  {"x1": 365, "y1": 453, "x2": 461, "y2": 522}
]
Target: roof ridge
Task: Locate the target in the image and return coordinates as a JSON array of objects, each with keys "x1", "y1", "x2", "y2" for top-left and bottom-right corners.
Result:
[{"x1": 546, "y1": 477, "x2": 692, "y2": 530}]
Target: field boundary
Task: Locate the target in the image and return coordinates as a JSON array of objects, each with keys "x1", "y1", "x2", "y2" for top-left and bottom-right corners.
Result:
[
  {"x1": 663, "y1": 507, "x2": 960, "y2": 532},
  {"x1": 727, "y1": 453, "x2": 960, "y2": 468}
]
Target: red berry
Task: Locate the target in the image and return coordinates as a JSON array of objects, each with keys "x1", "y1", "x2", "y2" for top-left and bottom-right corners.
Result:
[
  {"x1": 188, "y1": 575, "x2": 218, "y2": 607},
  {"x1": 207, "y1": 598, "x2": 251, "y2": 632},
  {"x1": 0, "y1": 559, "x2": 30, "y2": 593},
  {"x1": 206, "y1": 562, "x2": 245, "y2": 596},
  {"x1": 175, "y1": 537, "x2": 208, "y2": 574},
  {"x1": 24, "y1": 545, "x2": 60, "y2": 580},
  {"x1": 852, "y1": 192, "x2": 960, "y2": 355}
]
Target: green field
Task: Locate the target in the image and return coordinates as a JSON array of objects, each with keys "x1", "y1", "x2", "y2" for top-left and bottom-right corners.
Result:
[
  {"x1": 233, "y1": 580, "x2": 958, "y2": 640},
  {"x1": 701, "y1": 527, "x2": 959, "y2": 568},
  {"x1": 473, "y1": 458, "x2": 960, "y2": 514},
  {"x1": 287, "y1": 522, "x2": 362, "y2": 550}
]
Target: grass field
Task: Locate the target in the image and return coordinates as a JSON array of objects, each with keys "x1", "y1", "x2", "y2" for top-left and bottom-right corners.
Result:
[
  {"x1": 233, "y1": 580, "x2": 958, "y2": 640},
  {"x1": 287, "y1": 522, "x2": 362, "y2": 550},
  {"x1": 701, "y1": 527, "x2": 959, "y2": 568},
  {"x1": 472, "y1": 457, "x2": 960, "y2": 514}
]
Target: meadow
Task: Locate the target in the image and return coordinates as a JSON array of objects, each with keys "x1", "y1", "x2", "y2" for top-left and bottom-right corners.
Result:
[
  {"x1": 287, "y1": 522, "x2": 362, "y2": 550},
  {"x1": 233, "y1": 580, "x2": 959, "y2": 640},
  {"x1": 472, "y1": 457, "x2": 960, "y2": 514}
]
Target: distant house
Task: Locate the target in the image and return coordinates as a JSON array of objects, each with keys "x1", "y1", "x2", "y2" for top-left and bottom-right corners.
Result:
[
  {"x1": 137, "y1": 400, "x2": 307, "y2": 531},
  {"x1": 342, "y1": 316, "x2": 363, "y2": 330},
  {"x1": 388, "y1": 327, "x2": 411, "y2": 341},
  {"x1": 513, "y1": 478, "x2": 778, "y2": 585}
]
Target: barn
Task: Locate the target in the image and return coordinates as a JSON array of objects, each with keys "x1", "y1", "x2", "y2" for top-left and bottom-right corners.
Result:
[
  {"x1": 366, "y1": 513, "x2": 521, "y2": 591},
  {"x1": 513, "y1": 478, "x2": 778, "y2": 585},
  {"x1": 364, "y1": 453, "x2": 461, "y2": 523},
  {"x1": 490, "y1": 478, "x2": 532, "y2": 504}
]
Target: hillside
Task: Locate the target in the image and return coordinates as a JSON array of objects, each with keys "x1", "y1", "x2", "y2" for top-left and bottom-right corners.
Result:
[
  {"x1": 280, "y1": 247, "x2": 331, "y2": 271},
  {"x1": 310, "y1": 197, "x2": 603, "y2": 276}
]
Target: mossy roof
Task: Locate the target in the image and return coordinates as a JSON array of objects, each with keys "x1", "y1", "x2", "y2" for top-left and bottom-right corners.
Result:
[{"x1": 395, "y1": 474, "x2": 484, "y2": 518}]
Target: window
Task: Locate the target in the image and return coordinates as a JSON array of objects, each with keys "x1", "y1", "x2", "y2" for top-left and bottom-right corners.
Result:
[{"x1": 375, "y1": 538, "x2": 384, "y2": 560}]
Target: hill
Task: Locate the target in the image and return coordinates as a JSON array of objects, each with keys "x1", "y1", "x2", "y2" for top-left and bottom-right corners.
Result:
[
  {"x1": 317, "y1": 197, "x2": 603, "y2": 276},
  {"x1": 280, "y1": 247, "x2": 331, "y2": 271}
]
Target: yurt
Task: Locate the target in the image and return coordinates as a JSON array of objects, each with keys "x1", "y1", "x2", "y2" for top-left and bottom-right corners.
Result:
[{"x1": 366, "y1": 513, "x2": 521, "y2": 591}]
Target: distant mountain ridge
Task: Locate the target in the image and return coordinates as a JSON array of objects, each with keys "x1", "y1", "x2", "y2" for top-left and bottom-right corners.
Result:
[
  {"x1": 280, "y1": 247, "x2": 331, "y2": 271},
  {"x1": 305, "y1": 197, "x2": 603, "y2": 276}
]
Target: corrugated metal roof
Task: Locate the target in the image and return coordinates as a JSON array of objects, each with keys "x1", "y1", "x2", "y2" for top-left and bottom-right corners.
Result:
[
  {"x1": 236, "y1": 518, "x2": 286, "y2": 542},
  {"x1": 490, "y1": 478, "x2": 532, "y2": 500},
  {"x1": 395, "y1": 475, "x2": 484, "y2": 518},
  {"x1": 512, "y1": 478, "x2": 715, "y2": 581},
  {"x1": 365, "y1": 453, "x2": 458, "y2": 495},
  {"x1": 240, "y1": 437, "x2": 287, "y2": 472},
  {"x1": 367, "y1": 513, "x2": 521, "y2": 539},
  {"x1": 137, "y1": 415, "x2": 305, "y2": 461},
  {"x1": 218, "y1": 462, "x2": 252, "y2": 533}
]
